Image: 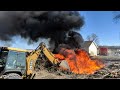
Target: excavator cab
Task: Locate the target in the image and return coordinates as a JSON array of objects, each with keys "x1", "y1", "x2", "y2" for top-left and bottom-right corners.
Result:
[{"x1": 0, "y1": 47, "x2": 27, "y2": 79}]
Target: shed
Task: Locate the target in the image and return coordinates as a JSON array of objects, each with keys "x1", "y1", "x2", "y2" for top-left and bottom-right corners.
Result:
[
  {"x1": 99, "y1": 46, "x2": 120, "y2": 56},
  {"x1": 99, "y1": 47, "x2": 108, "y2": 56},
  {"x1": 81, "y1": 41, "x2": 98, "y2": 56}
]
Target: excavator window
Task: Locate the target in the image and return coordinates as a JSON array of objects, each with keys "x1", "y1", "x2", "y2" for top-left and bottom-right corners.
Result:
[
  {"x1": 16, "y1": 52, "x2": 26, "y2": 69},
  {"x1": 0, "y1": 50, "x2": 8, "y2": 66},
  {"x1": 0, "y1": 50, "x2": 9, "y2": 73},
  {"x1": 5, "y1": 51, "x2": 26, "y2": 70}
]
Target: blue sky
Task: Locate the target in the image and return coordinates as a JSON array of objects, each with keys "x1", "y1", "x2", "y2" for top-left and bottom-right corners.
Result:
[
  {"x1": 80, "y1": 11, "x2": 120, "y2": 46},
  {"x1": 0, "y1": 11, "x2": 120, "y2": 49}
]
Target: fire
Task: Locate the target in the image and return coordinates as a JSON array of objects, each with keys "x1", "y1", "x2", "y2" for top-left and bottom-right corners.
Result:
[
  {"x1": 54, "y1": 48, "x2": 104, "y2": 75},
  {"x1": 54, "y1": 54, "x2": 64, "y2": 61}
]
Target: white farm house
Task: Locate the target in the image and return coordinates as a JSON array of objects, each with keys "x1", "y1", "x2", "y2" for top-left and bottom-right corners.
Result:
[{"x1": 82, "y1": 41, "x2": 98, "y2": 56}]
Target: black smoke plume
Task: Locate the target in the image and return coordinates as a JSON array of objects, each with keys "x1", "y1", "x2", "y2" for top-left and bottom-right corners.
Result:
[{"x1": 0, "y1": 11, "x2": 84, "y2": 51}]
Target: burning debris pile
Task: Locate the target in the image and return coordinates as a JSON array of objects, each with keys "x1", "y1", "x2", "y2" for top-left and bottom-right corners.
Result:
[
  {"x1": 55, "y1": 48, "x2": 104, "y2": 75},
  {"x1": 35, "y1": 60, "x2": 120, "y2": 79}
]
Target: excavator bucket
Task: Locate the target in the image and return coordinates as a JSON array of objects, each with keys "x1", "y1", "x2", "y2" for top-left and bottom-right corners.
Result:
[{"x1": 59, "y1": 60, "x2": 70, "y2": 71}]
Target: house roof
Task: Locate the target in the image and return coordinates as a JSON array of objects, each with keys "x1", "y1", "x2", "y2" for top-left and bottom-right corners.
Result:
[
  {"x1": 82, "y1": 41, "x2": 93, "y2": 48},
  {"x1": 81, "y1": 41, "x2": 98, "y2": 48}
]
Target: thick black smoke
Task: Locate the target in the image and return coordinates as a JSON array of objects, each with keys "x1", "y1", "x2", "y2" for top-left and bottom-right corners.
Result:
[{"x1": 0, "y1": 11, "x2": 84, "y2": 50}]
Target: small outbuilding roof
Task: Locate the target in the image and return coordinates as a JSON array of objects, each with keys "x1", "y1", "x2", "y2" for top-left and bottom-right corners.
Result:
[{"x1": 82, "y1": 41, "x2": 98, "y2": 48}]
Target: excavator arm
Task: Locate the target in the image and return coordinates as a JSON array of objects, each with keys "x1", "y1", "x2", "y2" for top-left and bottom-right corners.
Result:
[
  {"x1": 26, "y1": 43, "x2": 42, "y2": 78},
  {"x1": 40, "y1": 43, "x2": 59, "y2": 65},
  {"x1": 41, "y1": 43, "x2": 70, "y2": 70},
  {"x1": 26, "y1": 42, "x2": 70, "y2": 78}
]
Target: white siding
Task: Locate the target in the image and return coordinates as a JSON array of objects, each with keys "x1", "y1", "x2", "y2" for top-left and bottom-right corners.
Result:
[{"x1": 89, "y1": 42, "x2": 97, "y2": 56}]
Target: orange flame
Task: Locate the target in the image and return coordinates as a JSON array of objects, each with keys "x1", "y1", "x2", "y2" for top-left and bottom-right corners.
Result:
[{"x1": 54, "y1": 48, "x2": 104, "y2": 75}]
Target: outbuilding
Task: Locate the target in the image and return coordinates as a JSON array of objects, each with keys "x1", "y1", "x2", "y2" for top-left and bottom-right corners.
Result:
[{"x1": 82, "y1": 41, "x2": 98, "y2": 56}]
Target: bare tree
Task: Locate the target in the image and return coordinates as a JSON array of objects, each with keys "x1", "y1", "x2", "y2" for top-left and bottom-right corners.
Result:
[
  {"x1": 86, "y1": 33, "x2": 99, "y2": 45},
  {"x1": 113, "y1": 11, "x2": 120, "y2": 23}
]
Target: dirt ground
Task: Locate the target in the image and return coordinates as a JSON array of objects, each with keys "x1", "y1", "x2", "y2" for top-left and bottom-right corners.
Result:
[{"x1": 34, "y1": 56, "x2": 120, "y2": 79}]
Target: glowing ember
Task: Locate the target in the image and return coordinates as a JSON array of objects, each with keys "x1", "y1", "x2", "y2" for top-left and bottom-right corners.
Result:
[{"x1": 54, "y1": 48, "x2": 104, "y2": 75}]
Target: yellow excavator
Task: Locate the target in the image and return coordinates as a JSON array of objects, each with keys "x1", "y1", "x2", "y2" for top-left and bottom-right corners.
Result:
[{"x1": 0, "y1": 42, "x2": 70, "y2": 79}]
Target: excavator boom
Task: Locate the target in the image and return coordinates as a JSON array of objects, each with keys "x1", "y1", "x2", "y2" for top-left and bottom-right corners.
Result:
[
  {"x1": 26, "y1": 42, "x2": 70, "y2": 78},
  {"x1": 41, "y1": 43, "x2": 70, "y2": 70}
]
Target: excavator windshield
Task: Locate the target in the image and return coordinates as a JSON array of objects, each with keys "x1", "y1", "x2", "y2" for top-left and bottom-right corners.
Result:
[{"x1": 5, "y1": 51, "x2": 26, "y2": 70}]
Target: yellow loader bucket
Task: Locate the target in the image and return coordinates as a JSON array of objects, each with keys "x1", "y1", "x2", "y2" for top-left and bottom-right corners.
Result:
[{"x1": 59, "y1": 60, "x2": 70, "y2": 71}]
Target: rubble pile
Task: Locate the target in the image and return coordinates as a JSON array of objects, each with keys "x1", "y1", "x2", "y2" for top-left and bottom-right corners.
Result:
[
  {"x1": 86, "y1": 62, "x2": 120, "y2": 79},
  {"x1": 35, "y1": 57, "x2": 120, "y2": 79}
]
